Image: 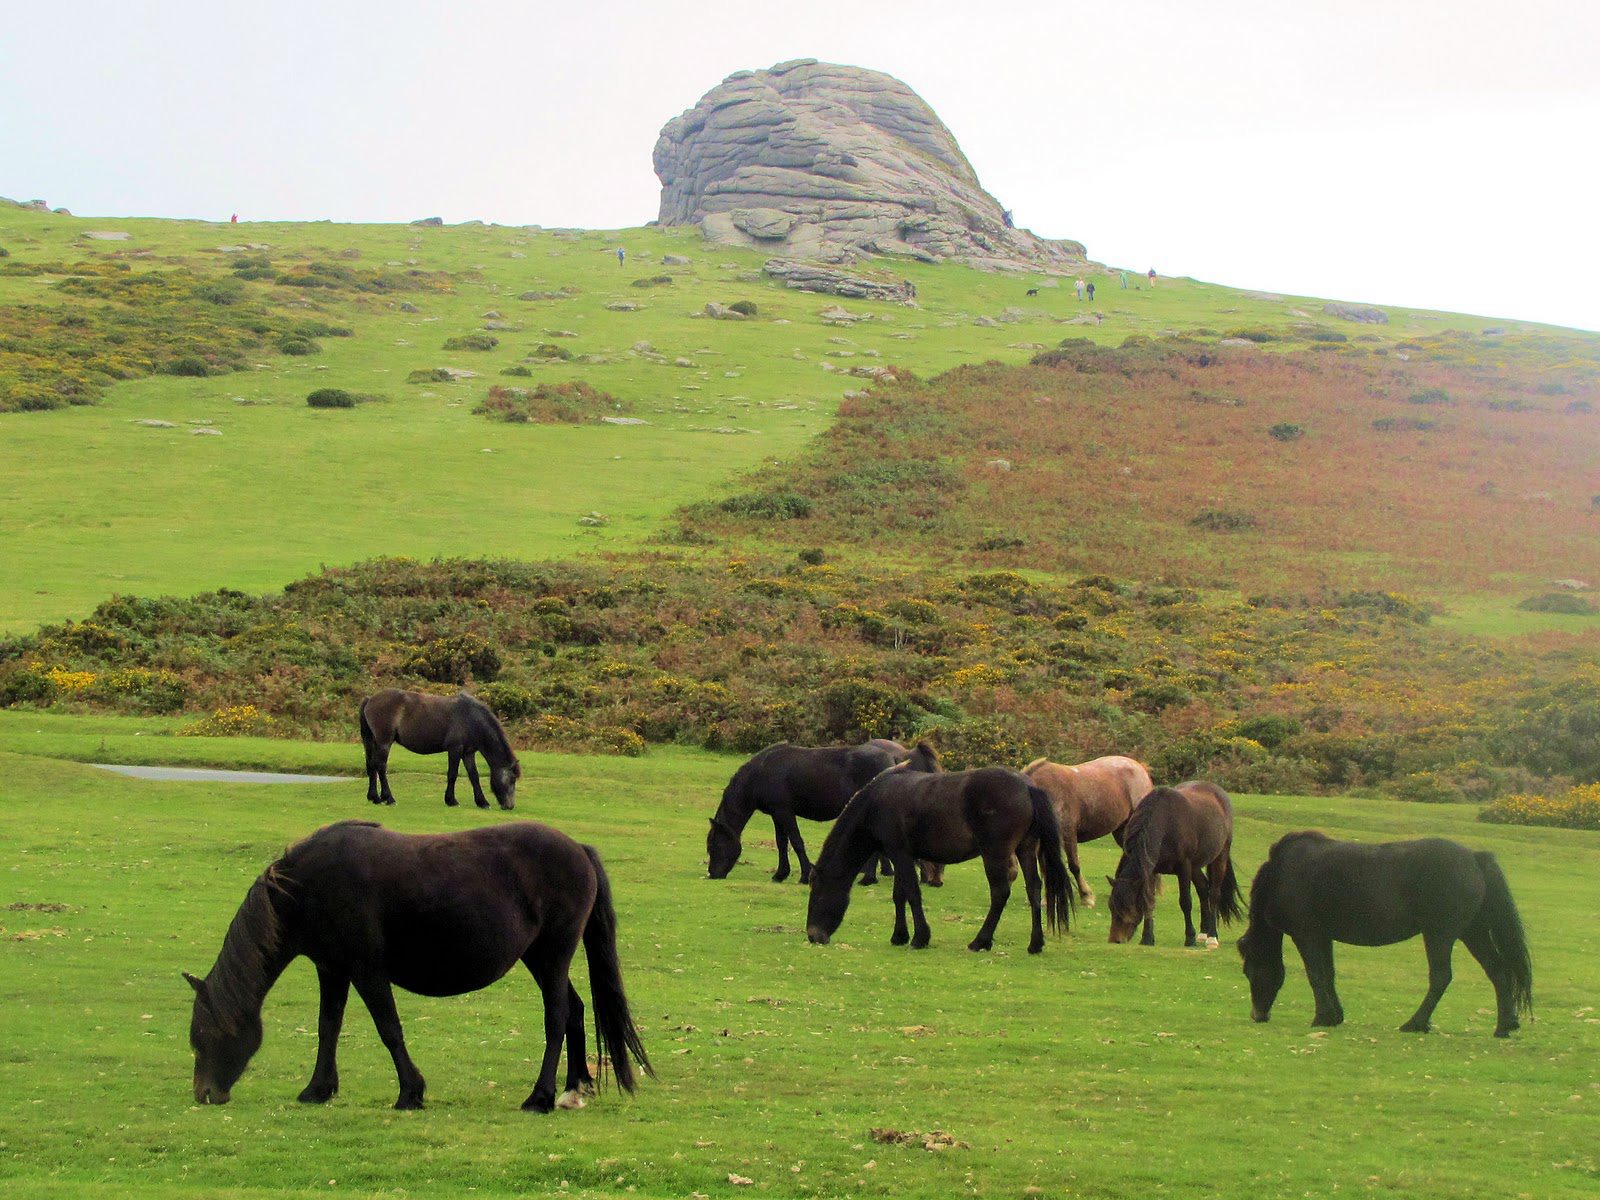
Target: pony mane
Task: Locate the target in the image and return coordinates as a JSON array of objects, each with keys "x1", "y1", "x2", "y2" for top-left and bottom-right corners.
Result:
[
  {"x1": 468, "y1": 696, "x2": 517, "y2": 765},
  {"x1": 1022, "y1": 756, "x2": 1050, "y2": 774},
  {"x1": 1116, "y1": 790, "x2": 1171, "y2": 912},
  {"x1": 206, "y1": 864, "x2": 287, "y2": 1031},
  {"x1": 815, "y1": 778, "x2": 882, "y2": 879}
]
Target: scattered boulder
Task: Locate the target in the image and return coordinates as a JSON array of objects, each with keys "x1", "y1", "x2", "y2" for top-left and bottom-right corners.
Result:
[
  {"x1": 654, "y1": 59, "x2": 1087, "y2": 270},
  {"x1": 662, "y1": 254, "x2": 693, "y2": 265},
  {"x1": 411, "y1": 216, "x2": 444, "y2": 227},
  {"x1": 518, "y1": 289, "x2": 574, "y2": 301},
  {"x1": 704, "y1": 301, "x2": 745, "y2": 320},
  {"x1": 1323, "y1": 302, "x2": 1389, "y2": 325},
  {"x1": 134, "y1": 419, "x2": 177, "y2": 428},
  {"x1": 606, "y1": 301, "x2": 643, "y2": 312},
  {"x1": 765, "y1": 259, "x2": 914, "y2": 301},
  {"x1": 82, "y1": 231, "x2": 131, "y2": 241}
]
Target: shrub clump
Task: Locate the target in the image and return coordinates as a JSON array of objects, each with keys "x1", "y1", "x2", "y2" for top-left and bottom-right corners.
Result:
[
  {"x1": 631, "y1": 275, "x2": 674, "y2": 288},
  {"x1": 404, "y1": 633, "x2": 502, "y2": 684},
  {"x1": 306, "y1": 388, "x2": 357, "y2": 409},
  {"x1": 164, "y1": 356, "x2": 212, "y2": 377},
  {"x1": 407, "y1": 367, "x2": 454, "y2": 383},
  {"x1": 717, "y1": 492, "x2": 813, "y2": 520},
  {"x1": 177, "y1": 704, "x2": 276, "y2": 737},
  {"x1": 728, "y1": 300, "x2": 759, "y2": 316},
  {"x1": 474, "y1": 381, "x2": 627, "y2": 424},
  {"x1": 277, "y1": 336, "x2": 320, "y2": 356},
  {"x1": 444, "y1": 333, "x2": 499, "y2": 352},
  {"x1": 1480, "y1": 784, "x2": 1600, "y2": 830},
  {"x1": 1189, "y1": 509, "x2": 1258, "y2": 532},
  {"x1": 1268, "y1": 423, "x2": 1305, "y2": 442},
  {"x1": 1517, "y1": 592, "x2": 1596, "y2": 615}
]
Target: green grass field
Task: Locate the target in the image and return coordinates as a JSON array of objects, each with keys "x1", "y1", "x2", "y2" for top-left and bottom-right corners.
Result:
[
  {"x1": 0, "y1": 205, "x2": 1542, "y2": 634},
  {"x1": 1, "y1": 720, "x2": 1596, "y2": 1200}
]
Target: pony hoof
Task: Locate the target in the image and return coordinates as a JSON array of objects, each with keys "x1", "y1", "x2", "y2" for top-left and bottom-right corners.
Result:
[
  {"x1": 394, "y1": 1096, "x2": 424, "y2": 1110},
  {"x1": 1399, "y1": 1021, "x2": 1431, "y2": 1034},
  {"x1": 522, "y1": 1093, "x2": 556, "y2": 1113},
  {"x1": 1205, "y1": 937, "x2": 1220, "y2": 950},
  {"x1": 443, "y1": 797, "x2": 459, "y2": 808},
  {"x1": 1081, "y1": 896, "x2": 1096, "y2": 909},
  {"x1": 967, "y1": 940, "x2": 993, "y2": 953},
  {"x1": 856, "y1": 876, "x2": 878, "y2": 886},
  {"x1": 1027, "y1": 941, "x2": 1044, "y2": 955},
  {"x1": 555, "y1": 1089, "x2": 586, "y2": 1110}
]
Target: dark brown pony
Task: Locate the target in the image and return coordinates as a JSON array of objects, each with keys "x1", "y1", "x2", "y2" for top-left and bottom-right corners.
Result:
[
  {"x1": 706, "y1": 738, "x2": 912, "y2": 884},
  {"x1": 1106, "y1": 781, "x2": 1242, "y2": 948},
  {"x1": 360, "y1": 688, "x2": 521, "y2": 809},
  {"x1": 1023, "y1": 754, "x2": 1153, "y2": 907},
  {"x1": 806, "y1": 746, "x2": 1073, "y2": 954},
  {"x1": 185, "y1": 820, "x2": 652, "y2": 1111},
  {"x1": 1239, "y1": 832, "x2": 1532, "y2": 1036}
]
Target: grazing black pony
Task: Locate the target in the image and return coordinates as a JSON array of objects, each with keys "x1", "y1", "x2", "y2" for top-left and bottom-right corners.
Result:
[
  {"x1": 1106, "y1": 781, "x2": 1242, "y2": 948},
  {"x1": 185, "y1": 820, "x2": 652, "y2": 1111},
  {"x1": 806, "y1": 746, "x2": 1073, "y2": 953},
  {"x1": 1238, "y1": 831, "x2": 1533, "y2": 1037},
  {"x1": 360, "y1": 688, "x2": 521, "y2": 809},
  {"x1": 706, "y1": 738, "x2": 912, "y2": 884}
]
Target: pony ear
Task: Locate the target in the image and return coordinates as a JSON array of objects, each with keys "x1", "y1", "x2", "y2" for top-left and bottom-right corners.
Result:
[
  {"x1": 1105, "y1": 875, "x2": 1116, "y2": 888},
  {"x1": 184, "y1": 971, "x2": 210, "y2": 1003}
]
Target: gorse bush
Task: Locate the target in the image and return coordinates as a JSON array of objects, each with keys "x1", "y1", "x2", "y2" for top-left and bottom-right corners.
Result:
[
  {"x1": 443, "y1": 333, "x2": 498, "y2": 351},
  {"x1": 1480, "y1": 784, "x2": 1600, "y2": 830},
  {"x1": 11, "y1": 552, "x2": 1598, "y2": 791},
  {"x1": 403, "y1": 633, "x2": 502, "y2": 684}
]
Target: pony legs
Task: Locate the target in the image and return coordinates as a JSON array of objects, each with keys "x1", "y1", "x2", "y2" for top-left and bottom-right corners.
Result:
[
  {"x1": 298, "y1": 964, "x2": 349, "y2": 1104},
  {"x1": 521, "y1": 948, "x2": 576, "y2": 1112},
  {"x1": 1177, "y1": 865, "x2": 1197, "y2": 947},
  {"x1": 444, "y1": 751, "x2": 461, "y2": 807},
  {"x1": 968, "y1": 851, "x2": 1016, "y2": 952},
  {"x1": 365, "y1": 741, "x2": 395, "y2": 805},
  {"x1": 770, "y1": 809, "x2": 814, "y2": 883},
  {"x1": 1399, "y1": 932, "x2": 1455, "y2": 1034},
  {"x1": 888, "y1": 850, "x2": 930, "y2": 948},
  {"x1": 1019, "y1": 846, "x2": 1046, "y2": 954},
  {"x1": 1293, "y1": 935, "x2": 1344, "y2": 1027},
  {"x1": 352, "y1": 972, "x2": 427, "y2": 1109},
  {"x1": 1064, "y1": 827, "x2": 1094, "y2": 907},
  {"x1": 1461, "y1": 927, "x2": 1523, "y2": 1038},
  {"x1": 461, "y1": 751, "x2": 491, "y2": 809},
  {"x1": 558, "y1": 981, "x2": 596, "y2": 1104}
]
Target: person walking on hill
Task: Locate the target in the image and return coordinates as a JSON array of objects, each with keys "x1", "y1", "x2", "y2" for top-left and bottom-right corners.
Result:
[
  {"x1": 1147, "y1": 267, "x2": 1157, "y2": 288},
  {"x1": 1119, "y1": 271, "x2": 1128, "y2": 289},
  {"x1": 1075, "y1": 277, "x2": 1085, "y2": 301},
  {"x1": 616, "y1": 247, "x2": 626, "y2": 266},
  {"x1": 1086, "y1": 281, "x2": 1096, "y2": 302}
]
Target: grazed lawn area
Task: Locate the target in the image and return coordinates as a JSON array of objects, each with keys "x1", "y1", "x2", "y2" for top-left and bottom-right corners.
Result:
[{"x1": 2, "y1": 731, "x2": 1595, "y2": 1199}]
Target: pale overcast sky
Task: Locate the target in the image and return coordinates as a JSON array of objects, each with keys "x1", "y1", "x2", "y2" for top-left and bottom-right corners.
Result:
[{"x1": 4, "y1": 1, "x2": 1597, "y2": 330}]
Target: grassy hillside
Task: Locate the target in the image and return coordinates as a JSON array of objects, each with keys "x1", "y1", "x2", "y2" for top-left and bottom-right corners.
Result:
[
  {"x1": 1, "y1": 202, "x2": 1577, "y2": 633},
  {"x1": 1, "y1": 738, "x2": 1596, "y2": 1200}
]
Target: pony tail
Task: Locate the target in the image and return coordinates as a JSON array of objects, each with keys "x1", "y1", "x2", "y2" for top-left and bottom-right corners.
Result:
[
  {"x1": 1216, "y1": 852, "x2": 1244, "y2": 926},
  {"x1": 1473, "y1": 852, "x2": 1534, "y2": 1017},
  {"x1": 358, "y1": 700, "x2": 376, "y2": 760},
  {"x1": 579, "y1": 846, "x2": 654, "y2": 1093},
  {"x1": 1026, "y1": 784, "x2": 1075, "y2": 933}
]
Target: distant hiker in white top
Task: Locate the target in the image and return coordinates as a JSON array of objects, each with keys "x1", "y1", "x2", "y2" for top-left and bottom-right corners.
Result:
[{"x1": 1075, "y1": 277, "x2": 1085, "y2": 300}]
